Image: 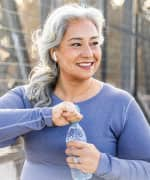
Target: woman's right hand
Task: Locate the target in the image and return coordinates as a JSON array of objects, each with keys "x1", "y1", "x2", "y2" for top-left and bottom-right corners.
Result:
[{"x1": 52, "y1": 101, "x2": 83, "y2": 126}]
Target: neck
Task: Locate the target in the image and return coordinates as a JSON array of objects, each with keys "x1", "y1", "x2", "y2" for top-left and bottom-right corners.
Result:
[{"x1": 54, "y1": 77, "x2": 96, "y2": 102}]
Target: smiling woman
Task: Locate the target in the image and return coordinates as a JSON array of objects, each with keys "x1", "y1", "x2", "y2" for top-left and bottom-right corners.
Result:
[
  {"x1": 0, "y1": 3, "x2": 150, "y2": 180},
  {"x1": 51, "y1": 19, "x2": 101, "y2": 85}
]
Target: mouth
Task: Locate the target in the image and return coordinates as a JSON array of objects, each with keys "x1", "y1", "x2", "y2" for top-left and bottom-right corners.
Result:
[{"x1": 76, "y1": 62, "x2": 94, "y2": 70}]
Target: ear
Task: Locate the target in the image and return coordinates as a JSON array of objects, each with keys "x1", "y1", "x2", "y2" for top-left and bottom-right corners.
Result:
[
  {"x1": 53, "y1": 52, "x2": 57, "y2": 62},
  {"x1": 50, "y1": 49, "x2": 57, "y2": 62}
]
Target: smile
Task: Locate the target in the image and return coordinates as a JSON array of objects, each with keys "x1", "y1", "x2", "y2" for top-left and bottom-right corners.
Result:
[{"x1": 77, "y1": 62, "x2": 94, "y2": 69}]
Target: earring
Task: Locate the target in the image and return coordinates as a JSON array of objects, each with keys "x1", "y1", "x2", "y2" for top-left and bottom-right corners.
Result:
[{"x1": 53, "y1": 52, "x2": 57, "y2": 62}]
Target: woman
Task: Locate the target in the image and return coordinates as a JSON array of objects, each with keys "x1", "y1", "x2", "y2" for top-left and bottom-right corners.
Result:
[{"x1": 0, "y1": 4, "x2": 150, "y2": 180}]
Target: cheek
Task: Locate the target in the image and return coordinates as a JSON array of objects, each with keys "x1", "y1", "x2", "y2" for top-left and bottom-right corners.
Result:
[{"x1": 95, "y1": 49, "x2": 102, "y2": 63}]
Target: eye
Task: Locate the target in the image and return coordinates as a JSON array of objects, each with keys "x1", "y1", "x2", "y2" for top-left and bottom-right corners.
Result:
[
  {"x1": 91, "y1": 41, "x2": 99, "y2": 46},
  {"x1": 71, "y1": 43, "x2": 81, "y2": 47}
]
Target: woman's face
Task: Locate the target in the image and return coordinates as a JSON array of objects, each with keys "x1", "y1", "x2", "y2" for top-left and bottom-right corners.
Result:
[{"x1": 55, "y1": 19, "x2": 102, "y2": 81}]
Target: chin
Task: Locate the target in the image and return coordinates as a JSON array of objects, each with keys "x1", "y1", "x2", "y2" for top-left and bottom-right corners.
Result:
[{"x1": 75, "y1": 74, "x2": 93, "y2": 81}]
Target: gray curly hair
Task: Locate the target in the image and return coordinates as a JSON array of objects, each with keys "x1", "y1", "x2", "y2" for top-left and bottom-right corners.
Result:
[{"x1": 25, "y1": 3, "x2": 105, "y2": 107}]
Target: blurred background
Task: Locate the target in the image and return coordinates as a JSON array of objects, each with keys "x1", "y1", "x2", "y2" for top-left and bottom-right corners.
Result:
[{"x1": 0, "y1": 0, "x2": 150, "y2": 179}]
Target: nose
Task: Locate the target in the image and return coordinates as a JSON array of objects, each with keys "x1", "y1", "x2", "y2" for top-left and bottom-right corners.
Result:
[{"x1": 81, "y1": 45, "x2": 93, "y2": 58}]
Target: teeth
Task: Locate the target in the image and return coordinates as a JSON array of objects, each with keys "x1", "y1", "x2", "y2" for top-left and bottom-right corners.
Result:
[{"x1": 78, "y1": 62, "x2": 93, "y2": 67}]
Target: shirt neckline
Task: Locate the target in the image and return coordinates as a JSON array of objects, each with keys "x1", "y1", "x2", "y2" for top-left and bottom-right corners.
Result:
[{"x1": 51, "y1": 82, "x2": 105, "y2": 105}]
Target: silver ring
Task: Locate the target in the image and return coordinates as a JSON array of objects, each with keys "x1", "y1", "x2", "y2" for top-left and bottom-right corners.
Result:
[{"x1": 73, "y1": 156, "x2": 80, "y2": 164}]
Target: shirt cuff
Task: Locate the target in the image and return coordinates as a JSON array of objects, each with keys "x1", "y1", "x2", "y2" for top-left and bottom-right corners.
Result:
[
  {"x1": 40, "y1": 107, "x2": 53, "y2": 127},
  {"x1": 95, "y1": 153, "x2": 111, "y2": 176}
]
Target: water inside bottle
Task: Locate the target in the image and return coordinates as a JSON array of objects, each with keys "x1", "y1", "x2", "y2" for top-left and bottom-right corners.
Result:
[
  {"x1": 71, "y1": 168, "x2": 92, "y2": 180},
  {"x1": 66, "y1": 123, "x2": 93, "y2": 179}
]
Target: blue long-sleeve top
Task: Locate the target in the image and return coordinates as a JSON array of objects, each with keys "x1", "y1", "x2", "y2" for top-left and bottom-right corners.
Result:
[{"x1": 0, "y1": 83, "x2": 150, "y2": 180}]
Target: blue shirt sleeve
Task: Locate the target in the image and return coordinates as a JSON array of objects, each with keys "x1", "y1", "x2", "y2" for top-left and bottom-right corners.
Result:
[
  {"x1": 0, "y1": 87, "x2": 53, "y2": 147},
  {"x1": 95, "y1": 98, "x2": 150, "y2": 179}
]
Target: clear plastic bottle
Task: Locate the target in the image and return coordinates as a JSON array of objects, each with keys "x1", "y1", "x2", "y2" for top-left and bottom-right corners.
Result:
[{"x1": 66, "y1": 122, "x2": 93, "y2": 180}]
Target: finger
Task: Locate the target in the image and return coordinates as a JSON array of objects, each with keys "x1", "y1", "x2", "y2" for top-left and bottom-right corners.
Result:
[
  {"x1": 70, "y1": 113, "x2": 83, "y2": 122},
  {"x1": 52, "y1": 109, "x2": 64, "y2": 121},
  {"x1": 63, "y1": 102, "x2": 77, "y2": 112},
  {"x1": 66, "y1": 156, "x2": 81, "y2": 164},
  {"x1": 67, "y1": 161, "x2": 82, "y2": 170},
  {"x1": 62, "y1": 109, "x2": 83, "y2": 119},
  {"x1": 65, "y1": 147, "x2": 82, "y2": 156},
  {"x1": 63, "y1": 103, "x2": 83, "y2": 118},
  {"x1": 62, "y1": 114, "x2": 83, "y2": 124},
  {"x1": 66, "y1": 156, "x2": 82, "y2": 170},
  {"x1": 62, "y1": 111, "x2": 82, "y2": 118},
  {"x1": 62, "y1": 111, "x2": 78, "y2": 119},
  {"x1": 67, "y1": 140, "x2": 87, "y2": 148},
  {"x1": 55, "y1": 117, "x2": 69, "y2": 126},
  {"x1": 66, "y1": 156, "x2": 72, "y2": 164}
]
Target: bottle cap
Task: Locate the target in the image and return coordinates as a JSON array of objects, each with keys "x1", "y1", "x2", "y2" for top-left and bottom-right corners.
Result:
[{"x1": 75, "y1": 105, "x2": 80, "y2": 113}]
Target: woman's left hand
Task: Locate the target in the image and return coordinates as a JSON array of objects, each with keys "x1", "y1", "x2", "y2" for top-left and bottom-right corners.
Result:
[{"x1": 65, "y1": 141, "x2": 101, "y2": 174}]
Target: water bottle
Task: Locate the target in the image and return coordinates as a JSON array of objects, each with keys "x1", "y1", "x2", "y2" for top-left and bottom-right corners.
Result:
[{"x1": 66, "y1": 107, "x2": 92, "y2": 180}]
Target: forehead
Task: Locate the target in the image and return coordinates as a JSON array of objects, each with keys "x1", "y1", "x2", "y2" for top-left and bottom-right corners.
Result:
[{"x1": 62, "y1": 19, "x2": 99, "y2": 40}]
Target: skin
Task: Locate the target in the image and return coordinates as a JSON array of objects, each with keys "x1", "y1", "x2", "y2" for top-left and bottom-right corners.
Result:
[
  {"x1": 52, "y1": 101, "x2": 83, "y2": 126},
  {"x1": 51, "y1": 18, "x2": 102, "y2": 101},
  {"x1": 66, "y1": 141, "x2": 100, "y2": 173},
  {"x1": 55, "y1": 19, "x2": 101, "y2": 82},
  {"x1": 51, "y1": 18, "x2": 102, "y2": 173}
]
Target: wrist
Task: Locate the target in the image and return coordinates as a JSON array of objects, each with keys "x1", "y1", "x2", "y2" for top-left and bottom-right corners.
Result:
[{"x1": 95, "y1": 153, "x2": 111, "y2": 176}]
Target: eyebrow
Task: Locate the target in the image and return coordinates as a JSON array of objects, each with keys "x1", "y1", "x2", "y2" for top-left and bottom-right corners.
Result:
[{"x1": 68, "y1": 36, "x2": 99, "y2": 41}]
